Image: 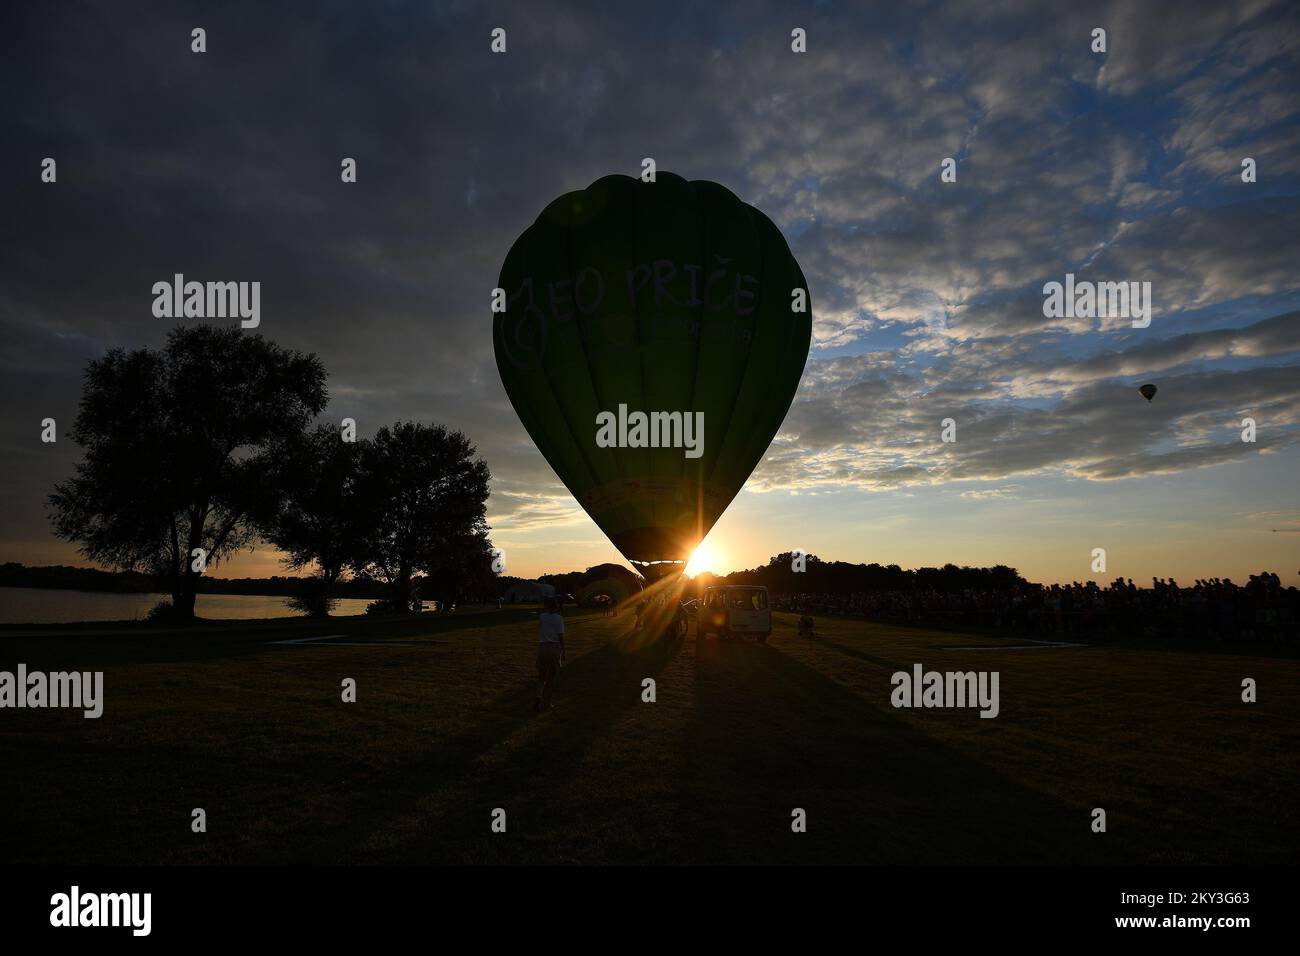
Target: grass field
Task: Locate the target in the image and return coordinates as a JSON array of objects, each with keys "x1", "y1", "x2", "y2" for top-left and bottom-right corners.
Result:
[{"x1": 2, "y1": 607, "x2": 1297, "y2": 864}]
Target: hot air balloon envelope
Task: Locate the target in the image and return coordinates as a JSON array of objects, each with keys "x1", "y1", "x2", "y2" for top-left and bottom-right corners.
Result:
[
  {"x1": 1139, "y1": 383, "x2": 1157, "y2": 401},
  {"x1": 494, "y1": 173, "x2": 811, "y2": 579}
]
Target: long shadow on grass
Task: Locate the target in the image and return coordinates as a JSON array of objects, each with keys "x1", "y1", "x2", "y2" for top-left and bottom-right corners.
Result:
[
  {"x1": 337, "y1": 627, "x2": 686, "y2": 863},
  {"x1": 350, "y1": 630, "x2": 1115, "y2": 864},
  {"x1": 800, "y1": 627, "x2": 909, "y2": 669},
  {"x1": 674, "y1": 639, "x2": 1110, "y2": 864}
]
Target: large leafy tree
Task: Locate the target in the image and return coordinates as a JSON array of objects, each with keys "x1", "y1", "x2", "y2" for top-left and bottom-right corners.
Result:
[
  {"x1": 258, "y1": 424, "x2": 366, "y2": 617},
  {"x1": 355, "y1": 422, "x2": 493, "y2": 611},
  {"x1": 49, "y1": 325, "x2": 327, "y2": 619}
]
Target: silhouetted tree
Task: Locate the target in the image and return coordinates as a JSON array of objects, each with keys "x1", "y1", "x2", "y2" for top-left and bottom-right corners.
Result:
[
  {"x1": 353, "y1": 422, "x2": 492, "y2": 612},
  {"x1": 49, "y1": 325, "x2": 326, "y2": 619},
  {"x1": 258, "y1": 424, "x2": 366, "y2": 616}
]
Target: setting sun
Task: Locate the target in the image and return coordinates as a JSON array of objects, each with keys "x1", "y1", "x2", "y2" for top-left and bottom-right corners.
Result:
[{"x1": 684, "y1": 539, "x2": 725, "y2": 577}]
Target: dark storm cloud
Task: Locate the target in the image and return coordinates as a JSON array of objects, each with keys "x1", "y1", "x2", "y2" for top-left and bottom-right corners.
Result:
[{"x1": 1, "y1": 0, "x2": 1298, "y2": 555}]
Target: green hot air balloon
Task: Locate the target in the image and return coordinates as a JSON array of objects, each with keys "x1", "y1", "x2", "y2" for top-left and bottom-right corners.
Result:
[
  {"x1": 1139, "y1": 383, "x2": 1157, "y2": 402},
  {"x1": 494, "y1": 173, "x2": 811, "y2": 580}
]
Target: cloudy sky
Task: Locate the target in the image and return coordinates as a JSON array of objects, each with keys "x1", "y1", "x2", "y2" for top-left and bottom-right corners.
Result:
[{"x1": 2, "y1": 0, "x2": 1298, "y2": 585}]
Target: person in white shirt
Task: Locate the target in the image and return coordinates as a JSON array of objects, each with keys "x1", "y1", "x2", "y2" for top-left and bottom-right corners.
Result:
[{"x1": 535, "y1": 598, "x2": 565, "y2": 712}]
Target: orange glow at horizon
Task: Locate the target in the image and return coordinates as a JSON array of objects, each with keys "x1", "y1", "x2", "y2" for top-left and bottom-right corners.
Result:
[{"x1": 684, "y1": 539, "x2": 726, "y2": 577}]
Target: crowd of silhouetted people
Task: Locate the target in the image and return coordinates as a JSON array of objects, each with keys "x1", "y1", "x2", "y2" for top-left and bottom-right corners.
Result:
[{"x1": 772, "y1": 573, "x2": 1298, "y2": 644}]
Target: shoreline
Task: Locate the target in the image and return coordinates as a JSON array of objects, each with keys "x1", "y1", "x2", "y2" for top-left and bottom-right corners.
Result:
[{"x1": 0, "y1": 604, "x2": 523, "y2": 638}]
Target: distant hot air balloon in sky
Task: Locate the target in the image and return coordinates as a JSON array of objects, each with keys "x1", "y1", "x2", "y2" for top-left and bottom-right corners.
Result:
[
  {"x1": 1139, "y1": 383, "x2": 1158, "y2": 402},
  {"x1": 493, "y1": 172, "x2": 812, "y2": 579}
]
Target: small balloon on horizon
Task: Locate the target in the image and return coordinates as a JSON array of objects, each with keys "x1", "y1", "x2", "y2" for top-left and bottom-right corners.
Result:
[{"x1": 1138, "y1": 383, "x2": 1157, "y2": 402}]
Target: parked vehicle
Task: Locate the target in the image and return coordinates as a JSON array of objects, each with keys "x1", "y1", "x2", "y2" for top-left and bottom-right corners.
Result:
[{"x1": 698, "y1": 586, "x2": 772, "y2": 642}]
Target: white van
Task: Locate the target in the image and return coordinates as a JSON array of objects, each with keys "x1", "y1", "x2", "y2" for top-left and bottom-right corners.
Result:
[{"x1": 699, "y1": 586, "x2": 772, "y2": 643}]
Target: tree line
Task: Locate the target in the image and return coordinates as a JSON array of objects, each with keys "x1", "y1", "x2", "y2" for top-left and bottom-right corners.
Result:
[
  {"x1": 536, "y1": 563, "x2": 644, "y2": 603},
  {"x1": 690, "y1": 553, "x2": 1028, "y2": 595},
  {"x1": 49, "y1": 325, "x2": 495, "y2": 620},
  {"x1": 0, "y1": 563, "x2": 394, "y2": 599}
]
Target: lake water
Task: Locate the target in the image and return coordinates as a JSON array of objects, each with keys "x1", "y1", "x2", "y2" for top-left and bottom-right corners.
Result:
[{"x1": 0, "y1": 586, "x2": 373, "y2": 625}]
